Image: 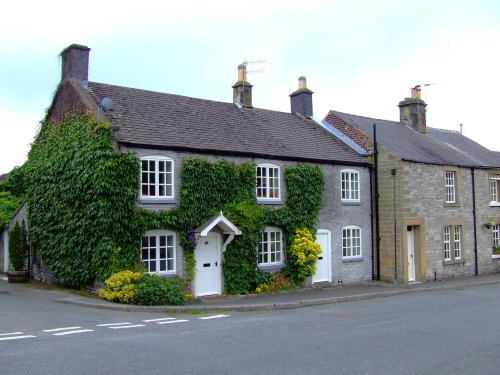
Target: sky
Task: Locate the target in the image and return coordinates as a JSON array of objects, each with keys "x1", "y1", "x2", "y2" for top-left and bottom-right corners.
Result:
[{"x1": 1, "y1": 0, "x2": 500, "y2": 175}]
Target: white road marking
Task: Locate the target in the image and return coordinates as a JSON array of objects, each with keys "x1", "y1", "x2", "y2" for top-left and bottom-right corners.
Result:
[
  {"x1": 43, "y1": 326, "x2": 81, "y2": 332},
  {"x1": 96, "y1": 322, "x2": 132, "y2": 327},
  {"x1": 0, "y1": 332, "x2": 23, "y2": 336},
  {"x1": 53, "y1": 329, "x2": 94, "y2": 336},
  {"x1": 108, "y1": 324, "x2": 146, "y2": 329},
  {"x1": 142, "y1": 318, "x2": 176, "y2": 322},
  {"x1": 157, "y1": 319, "x2": 189, "y2": 324},
  {"x1": 0, "y1": 335, "x2": 36, "y2": 341},
  {"x1": 198, "y1": 314, "x2": 231, "y2": 320}
]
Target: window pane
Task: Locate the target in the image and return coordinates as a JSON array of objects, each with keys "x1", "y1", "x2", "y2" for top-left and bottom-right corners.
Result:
[{"x1": 160, "y1": 260, "x2": 166, "y2": 271}]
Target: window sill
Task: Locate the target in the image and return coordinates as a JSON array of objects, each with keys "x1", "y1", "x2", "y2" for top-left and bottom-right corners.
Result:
[
  {"x1": 489, "y1": 202, "x2": 500, "y2": 207},
  {"x1": 258, "y1": 263, "x2": 286, "y2": 271},
  {"x1": 256, "y1": 199, "x2": 283, "y2": 205},
  {"x1": 442, "y1": 259, "x2": 465, "y2": 266},
  {"x1": 147, "y1": 271, "x2": 177, "y2": 276},
  {"x1": 492, "y1": 254, "x2": 500, "y2": 260},
  {"x1": 140, "y1": 197, "x2": 178, "y2": 204},
  {"x1": 444, "y1": 202, "x2": 459, "y2": 208},
  {"x1": 342, "y1": 257, "x2": 363, "y2": 263},
  {"x1": 341, "y1": 201, "x2": 361, "y2": 206}
]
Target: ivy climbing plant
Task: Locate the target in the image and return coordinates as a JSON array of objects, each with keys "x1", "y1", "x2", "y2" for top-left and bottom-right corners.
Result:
[
  {"x1": 25, "y1": 113, "x2": 141, "y2": 287},
  {"x1": 25, "y1": 111, "x2": 325, "y2": 293}
]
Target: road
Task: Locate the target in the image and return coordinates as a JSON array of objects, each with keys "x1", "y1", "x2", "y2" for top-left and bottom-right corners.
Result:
[{"x1": 1, "y1": 283, "x2": 499, "y2": 374}]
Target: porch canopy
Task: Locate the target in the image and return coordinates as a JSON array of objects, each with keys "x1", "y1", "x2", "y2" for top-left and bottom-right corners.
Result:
[{"x1": 195, "y1": 211, "x2": 242, "y2": 251}]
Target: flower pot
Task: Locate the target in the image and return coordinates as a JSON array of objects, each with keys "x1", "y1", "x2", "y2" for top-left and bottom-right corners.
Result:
[{"x1": 7, "y1": 270, "x2": 30, "y2": 283}]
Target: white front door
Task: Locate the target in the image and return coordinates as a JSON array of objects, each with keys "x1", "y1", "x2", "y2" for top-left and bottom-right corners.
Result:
[
  {"x1": 194, "y1": 233, "x2": 221, "y2": 297},
  {"x1": 313, "y1": 229, "x2": 331, "y2": 283},
  {"x1": 407, "y1": 226, "x2": 416, "y2": 282}
]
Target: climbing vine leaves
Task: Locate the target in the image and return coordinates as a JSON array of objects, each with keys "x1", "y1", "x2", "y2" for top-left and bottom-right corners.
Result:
[{"x1": 25, "y1": 112, "x2": 325, "y2": 292}]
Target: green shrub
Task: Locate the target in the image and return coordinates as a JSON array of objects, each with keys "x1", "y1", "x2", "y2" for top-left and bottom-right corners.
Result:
[
  {"x1": 132, "y1": 275, "x2": 186, "y2": 306},
  {"x1": 99, "y1": 271, "x2": 186, "y2": 306},
  {"x1": 8, "y1": 221, "x2": 28, "y2": 271}
]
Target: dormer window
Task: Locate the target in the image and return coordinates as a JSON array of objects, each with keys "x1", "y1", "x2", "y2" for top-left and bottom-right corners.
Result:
[
  {"x1": 256, "y1": 164, "x2": 280, "y2": 201},
  {"x1": 140, "y1": 156, "x2": 174, "y2": 199}
]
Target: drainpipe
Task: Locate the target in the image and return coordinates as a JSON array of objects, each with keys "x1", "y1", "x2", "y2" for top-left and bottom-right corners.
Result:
[
  {"x1": 471, "y1": 167, "x2": 478, "y2": 275},
  {"x1": 373, "y1": 124, "x2": 381, "y2": 280},
  {"x1": 369, "y1": 166, "x2": 375, "y2": 280},
  {"x1": 391, "y1": 168, "x2": 397, "y2": 282}
]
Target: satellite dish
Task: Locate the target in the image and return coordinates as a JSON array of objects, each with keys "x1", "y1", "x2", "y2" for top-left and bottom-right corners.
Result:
[{"x1": 99, "y1": 96, "x2": 113, "y2": 112}]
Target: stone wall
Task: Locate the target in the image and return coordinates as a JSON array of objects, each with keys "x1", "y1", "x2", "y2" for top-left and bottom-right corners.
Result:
[
  {"x1": 377, "y1": 147, "x2": 499, "y2": 283},
  {"x1": 125, "y1": 146, "x2": 373, "y2": 285}
]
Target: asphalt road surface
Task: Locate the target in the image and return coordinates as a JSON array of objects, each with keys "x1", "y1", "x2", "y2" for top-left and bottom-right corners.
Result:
[{"x1": 1, "y1": 283, "x2": 499, "y2": 374}]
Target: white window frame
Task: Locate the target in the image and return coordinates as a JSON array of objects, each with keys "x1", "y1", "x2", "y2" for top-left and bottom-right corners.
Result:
[
  {"x1": 258, "y1": 227, "x2": 284, "y2": 266},
  {"x1": 493, "y1": 224, "x2": 499, "y2": 254},
  {"x1": 443, "y1": 225, "x2": 462, "y2": 262},
  {"x1": 342, "y1": 225, "x2": 362, "y2": 258},
  {"x1": 341, "y1": 169, "x2": 360, "y2": 203},
  {"x1": 445, "y1": 171, "x2": 456, "y2": 204},
  {"x1": 141, "y1": 230, "x2": 176, "y2": 274},
  {"x1": 489, "y1": 174, "x2": 500, "y2": 205},
  {"x1": 443, "y1": 226, "x2": 451, "y2": 260},
  {"x1": 140, "y1": 156, "x2": 174, "y2": 199},
  {"x1": 256, "y1": 163, "x2": 281, "y2": 201}
]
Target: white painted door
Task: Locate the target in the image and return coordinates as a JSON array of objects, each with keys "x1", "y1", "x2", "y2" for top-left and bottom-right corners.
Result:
[
  {"x1": 313, "y1": 229, "x2": 331, "y2": 283},
  {"x1": 407, "y1": 226, "x2": 416, "y2": 282},
  {"x1": 194, "y1": 233, "x2": 221, "y2": 297}
]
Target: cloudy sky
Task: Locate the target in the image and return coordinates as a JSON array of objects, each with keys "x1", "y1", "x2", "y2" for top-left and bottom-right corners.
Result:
[{"x1": 1, "y1": 0, "x2": 499, "y2": 174}]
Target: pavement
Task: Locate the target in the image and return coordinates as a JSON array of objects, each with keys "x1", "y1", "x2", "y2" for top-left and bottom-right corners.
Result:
[{"x1": 1, "y1": 272, "x2": 500, "y2": 313}]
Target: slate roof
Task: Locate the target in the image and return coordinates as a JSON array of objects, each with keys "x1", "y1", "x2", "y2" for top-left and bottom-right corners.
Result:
[
  {"x1": 328, "y1": 111, "x2": 500, "y2": 168},
  {"x1": 85, "y1": 82, "x2": 367, "y2": 165}
]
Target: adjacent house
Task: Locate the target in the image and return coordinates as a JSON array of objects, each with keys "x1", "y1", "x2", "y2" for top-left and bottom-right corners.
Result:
[
  {"x1": 38, "y1": 44, "x2": 373, "y2": 295},
  {"x1": 323, "y1": 86, "x2": 500, "y2": 283}
]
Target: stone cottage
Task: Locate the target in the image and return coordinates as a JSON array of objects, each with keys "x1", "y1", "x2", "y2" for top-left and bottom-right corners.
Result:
[
  {"x1": 323, "y1": 86, "x2": 500, "y2": 283},
  {"x1": 34, "y1": 44, "x2": 374, "y2": 295}
]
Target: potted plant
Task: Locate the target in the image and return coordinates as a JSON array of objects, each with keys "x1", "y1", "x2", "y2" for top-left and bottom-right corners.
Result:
[
  {"x1": 6, "y1": 221, "x2": 29, "y2": 283},
  {"x1": 484, "y1": 221, "x2": 495, "y2": 230},
  {"x1": 494, "y1": 246, "x2": 500, "y2": 256}
]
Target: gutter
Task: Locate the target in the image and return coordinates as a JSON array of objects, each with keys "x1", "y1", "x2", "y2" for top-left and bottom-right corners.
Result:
[{"x1": 118, "y1": 141, "x2": 372, "y2": 168}]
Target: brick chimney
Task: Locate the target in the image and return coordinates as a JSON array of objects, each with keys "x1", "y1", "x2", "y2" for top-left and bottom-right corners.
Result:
[
  {"x1": 232, "y1": 64, "x2": 253, "y2": 108},
  {"x1": 289, "y1": 76, "x2": 313, "y2": 117},
  {"x1": 60, "y1": 44, "x2": 90, "y2": 87},
  {"x1": 398, "y1": 85, "x2": 427, "y2": 132}
]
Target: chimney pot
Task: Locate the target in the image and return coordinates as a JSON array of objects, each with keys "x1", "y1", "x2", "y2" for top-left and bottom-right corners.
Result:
[
  {"x1": 411, "y1": 85, "x2": 422, "y2": 100},
  {"x1": 237, "y1": 64, "x2": 247, "y2": 82},
  {"x1": 298, "y1": 76, "x2": 307, "y2": 90}
]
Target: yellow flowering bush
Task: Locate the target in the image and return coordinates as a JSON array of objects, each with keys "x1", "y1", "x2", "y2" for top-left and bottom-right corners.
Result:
[
  {"x1": 98, "y1": 270, "x2": 142, "y2": 303},
  {"x1": 287, "y1": 228, "x2": 321, "y2": 285},
  {"x1": 255, "y1": 272, "x2": 294, "y2": 294}
]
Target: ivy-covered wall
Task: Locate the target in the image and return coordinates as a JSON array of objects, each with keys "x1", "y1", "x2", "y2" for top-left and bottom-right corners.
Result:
[
  {"x1": 26, "y1": 113, "x2": 141, "y2": 287},
  {"x1": 24, "y1": 112, "x2": 326, "y2": 293}
]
